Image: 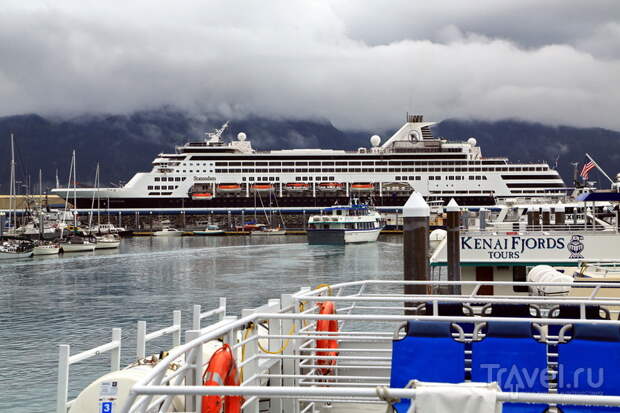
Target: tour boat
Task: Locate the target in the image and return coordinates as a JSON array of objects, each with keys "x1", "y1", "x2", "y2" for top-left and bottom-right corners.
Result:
[{"x1": 307, "y1": 200, "x2": 384, "y2": 244}]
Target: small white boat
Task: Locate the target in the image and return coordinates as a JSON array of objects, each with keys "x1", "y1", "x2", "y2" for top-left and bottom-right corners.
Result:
[
  {"x1": 0, "y1": 241, "x2": 33, "y2": 259},
  {"x1": 307, "y1": 199, "x2": 384, "y2": 245},
  {"x1": 251, "y1": 227, "x2": 287, "y2": 235},
  {"x1": 153, "y1": 227, "x2": 183, "y2": 237},
  {"x1": 60, "y1": 236, "x2": 96, "y2": 253},
  {"x1": 95, "y1": 234, "x2": 121, "y2": 249},
  {"x1": 33, "y1": 243, "x2": 60, "y2": 256},
  {"x1": 193, "y1": 224, "x2": 225, "y2": 236}
]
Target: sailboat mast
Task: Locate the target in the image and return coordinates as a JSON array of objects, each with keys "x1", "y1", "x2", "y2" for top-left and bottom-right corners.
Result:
[
  {"x1": 38, "y1": 169, "x2": 42, "y2": 209},
  {"x1": 9, "y1": 134, "x2": 16, "y2": 232},
  {"x1": 73, "y1": 150, "x2": 77, "y2": 228}
]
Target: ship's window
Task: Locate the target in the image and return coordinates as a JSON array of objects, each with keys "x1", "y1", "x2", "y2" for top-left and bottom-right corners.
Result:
[
  {"x1": 336, "y1": 162, "x2": 347, "y2": 166},
  {"x1": 349, "y1": 161, "x2": 361, "y2": 166},
  {"x1": 147, "y1": 186, "x2": 153, "y2": 190},
  {"x1": 215, "y1": 162, "x2": 227, "y2": 166},
  {"x1": 256, "y1": 162, "x2": 267, "y2": 166},
  {"x1": 298, "y1": 168, "x2": 308, "y2": 173},
  {"x1": 182, "y1": 177, "x2": 187, "y2": 181},
  {"x1": 296, "y1": 161, "x2": 308, "y2": 166},
  {"x1": 396, "y1": 176, "x2": 401, "y2": 180},
  {"x1": 154, "y1": 186, "x2": 160, "y2": 190},
  {"x1": 242, "y1": 162, "x2": 254, "y2": 166},
  {"x1": 242, "y1": 177, "x2": 246, "y2": 181},
  {"x1": 309, "y1": 162, "x2": 320, "y2": 166},
  {"x1": 276, "y1": 177, "x2": 279, "y2": 181},
  {"x1": 283, "y1": 162, "x2": 294, "y2": 166},
  {"x1": 429, "y1": 176, "x2": 434, "y2": 180},
  {"x1": 323, "y1": 161, "x2": 335, "y2": 166},
  {"x1": 269, "y1": 162, "x2": 281, "y2": 166},
  {"x1": 329, "y1": 176, "x2": 334, "y2": 180},
  {"x1": 362, "y1": 161, "x2": 373, "y2": 166},
  {"x1": 249, "y1": 177, "x2": 254, "y2": 181},
  {"x1": 229, "y1": 162, "x2": 241, "y2": 166},
  {"x1": 155, "y1": 177, "x2": 160, "y2": 181},
  {"x1": 336, "y1": 210, "x2": 342, "y2": 216},
  {"x1": 175, "y1": 186, "x2": 178, "y2": 189}
]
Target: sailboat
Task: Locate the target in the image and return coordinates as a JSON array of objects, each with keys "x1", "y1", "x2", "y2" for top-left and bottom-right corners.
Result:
[
  {"x1": 250, "y1": 189, "x2": 287, "y2": 235},
  {"x1": 1, "y1": 134, "x2": 34, "y2": 259},
  {"x1": 58, "y1": 151, "x2": 96, "y2": 253},
  {"x1": 88, "y1": 164, "x2": 121, "y2": 249}
]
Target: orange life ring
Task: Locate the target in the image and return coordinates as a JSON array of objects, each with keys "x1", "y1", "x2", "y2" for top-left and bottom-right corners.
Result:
[
  {"x1": 202, "y1": 344, "x2": 243, "y2": 413},
  {"x1": 316, "y1": 301, "x2": 339, "y2": 375}
]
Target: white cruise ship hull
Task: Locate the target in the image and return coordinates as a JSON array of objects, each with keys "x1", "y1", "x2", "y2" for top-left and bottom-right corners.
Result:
[
  {"x1": 308, "y1": 228, "x2": 382, "y2": 245},
  {"x1": 0, "y1": 251, "x2": 33, "y2": 259}
]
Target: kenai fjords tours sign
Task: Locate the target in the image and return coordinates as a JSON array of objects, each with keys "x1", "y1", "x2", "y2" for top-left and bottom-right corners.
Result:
[{"x1": 432, "y1": 232, "x2": 620, "y2": 265}]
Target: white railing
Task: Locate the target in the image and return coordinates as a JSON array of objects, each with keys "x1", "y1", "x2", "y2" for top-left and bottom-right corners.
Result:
[
  {"x1": 56, "y1": 299, "x2": 227, "y2": 413},
  {"x1": 106, "y1": 279, "x2": 620, "y2": 413},
  {"x1": 56, "y1": 328, "x2": 121, "y2": 413},
  {"x1": 136, "y1": 310, "x2": 182, "y2": 360}
]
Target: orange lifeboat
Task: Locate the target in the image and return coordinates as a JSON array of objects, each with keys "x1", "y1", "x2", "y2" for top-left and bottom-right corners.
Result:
[
  {"x1": 217, "y1": 184, "x2": 242, "y2": 193},
  {"x1": 191, "y1": 192, "x2": 213, "y2": 200},
  {"x1": 317, "y1": 182, "x2": 344, "y2": 192},
  {"x1": 285, "y1": 182, "x2": 310, "y2": 192},
  {"x1": 351, "y1": 183, "x2": 374, "y2": 192},
  {"x1": 251, "y1": 184, "x2": 274, "y2": 192}
]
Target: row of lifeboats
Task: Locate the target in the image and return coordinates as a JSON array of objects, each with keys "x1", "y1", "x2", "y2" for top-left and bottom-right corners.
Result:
[{"x1": 192, "y1": 183, "x2": 376, "y2": 199}]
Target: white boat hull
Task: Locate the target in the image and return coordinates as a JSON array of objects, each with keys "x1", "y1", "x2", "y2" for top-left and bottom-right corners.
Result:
[
  {"x1": 61, "y1": 243, "x2": 96, "y2": 253},
  {"x1": 33, "y1": 246, "x2": 60, "y2": 255},
  {"x1": 153, "y1": 231, "x2": 183, "y2": 237},
  {"x1": 193, "y1": 230, "x2": 225, "y2": 236},
  {"x1": 251, "y1": 230, "x2": 287, "y2": 235},
  {"x1": 308, "y1": 228, "x2": 381, "y2": 245},
  {"x1": 0, "y1": 251, "x2": 33, "y2": 259},
  {"x1": 95, "y1": 241, "x2": 121, "y2": 249}
]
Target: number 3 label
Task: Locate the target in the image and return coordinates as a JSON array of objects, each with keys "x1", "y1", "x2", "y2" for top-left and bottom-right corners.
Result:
[{"x1": 101, "y1": 401, "x2": 112, "y2": 413}]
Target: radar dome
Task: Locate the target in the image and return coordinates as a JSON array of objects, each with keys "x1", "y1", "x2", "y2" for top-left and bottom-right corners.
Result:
[
  {"x1": 237, "y1": 132, "x2": 247, "y2": 141},
  {"x1": 467, "y1": 137, "x2": 477, "y2": 146},
  {"x1": 370, "y1": 135, "x2": 381, "y2": 147}
]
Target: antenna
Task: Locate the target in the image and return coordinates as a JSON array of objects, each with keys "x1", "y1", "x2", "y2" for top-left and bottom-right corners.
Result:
[{"x1": 205, "y1": 121, "x2": 229, "y2": 143}]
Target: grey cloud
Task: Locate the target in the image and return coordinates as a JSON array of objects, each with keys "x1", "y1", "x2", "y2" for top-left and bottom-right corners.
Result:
[{"x1": 0, "y1": 1, "x2": 618, "y2": 132}]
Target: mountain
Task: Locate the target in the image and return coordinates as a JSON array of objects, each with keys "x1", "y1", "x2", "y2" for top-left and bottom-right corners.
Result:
[{"x1": 0, "y1": 109, "x2": 618, "y2": 193}]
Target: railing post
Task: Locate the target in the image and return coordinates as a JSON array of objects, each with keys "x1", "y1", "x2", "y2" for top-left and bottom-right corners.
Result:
[
  {"x1": 185, "y1": 330, "x2": 203, "y2": 413},
  {"x1": 173, "y1": 310, "x2": 182, "y2": 347},
  {"x1": 193, "y1": 304, "x2": 201, "y2": 331},
  {"x1": 57, "y1": 344, "x2": 70, "y2": 413},
  {"x1": 446, "y1": 198, "x2": 462, "y2": 295},
  {"x1": 111, "y1": 328, "x2": 121, "y2": 372},
  {"x1": 241, "y1": 309, "x2": 260, "y2": 413},
  {"x1": 219, "y1": 297, "x2": 227, "y2": 321},
  {"x1": 269, "y1": 298, "x2": 283, "y2": 413},
  {"x1": 137, "y1": 321, "x2": 146, "y2": 360}
]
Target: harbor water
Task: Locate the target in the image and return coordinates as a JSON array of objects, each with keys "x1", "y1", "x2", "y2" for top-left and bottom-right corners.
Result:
[{"x1": 0, "y1": 234, "x2": 402, "y2": 413}]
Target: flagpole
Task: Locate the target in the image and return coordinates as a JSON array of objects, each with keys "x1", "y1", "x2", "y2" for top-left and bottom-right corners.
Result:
[{"x1": 585, "y1": 153, "x2": 614, "y2": 186}]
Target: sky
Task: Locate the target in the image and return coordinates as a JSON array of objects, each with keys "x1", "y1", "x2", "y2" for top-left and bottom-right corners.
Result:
[{"x1": 0, "y1": 0, "x2": 619, "y2": 131}]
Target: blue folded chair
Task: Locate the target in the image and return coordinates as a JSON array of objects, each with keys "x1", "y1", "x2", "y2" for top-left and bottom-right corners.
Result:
[
  {"x1": 390, "y1": 320, "x2": 465, "y2": 412},
  {"x1": 471, "y1": 321, "x2": 548, "y2": 413},
  {"x1": 557, "y1": 323, "x2": 620, "y2": 413}
]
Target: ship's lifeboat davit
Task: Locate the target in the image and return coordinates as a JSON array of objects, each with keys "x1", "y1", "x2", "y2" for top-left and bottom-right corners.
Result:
[
  {"x1": 318, "y1": 182, "x2": 344, "y2": 192},
  {"x1": 285, "y1": 182, "x2": 310, "y2": 192},
  {"x1": 351, "y1": 183, "x2": 374, "y2": 192},
  {"x1": 217, "y1": 184, "x2": 242, "y2": 193},
  {"x1": 191, "y1": 192, "x2": 214, "y2": 200},
  {"x1": 251, "y1": 184, "x2": 274, "y2": 193}
]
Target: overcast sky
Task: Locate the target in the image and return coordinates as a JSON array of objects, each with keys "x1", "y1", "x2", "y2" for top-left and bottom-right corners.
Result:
[{"x1": 1, "y1": 0, "x2": 619, "y2": 131}]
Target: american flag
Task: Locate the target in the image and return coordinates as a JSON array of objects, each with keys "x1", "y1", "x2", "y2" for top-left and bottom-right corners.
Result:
[{"x1": 580, "y1": 160, "x2": 595, "y2": 179}]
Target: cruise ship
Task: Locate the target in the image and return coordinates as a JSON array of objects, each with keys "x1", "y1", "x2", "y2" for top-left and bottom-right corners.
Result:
[{"x1": 51, "y1": 115, "x2": 567, "y2": 210}]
